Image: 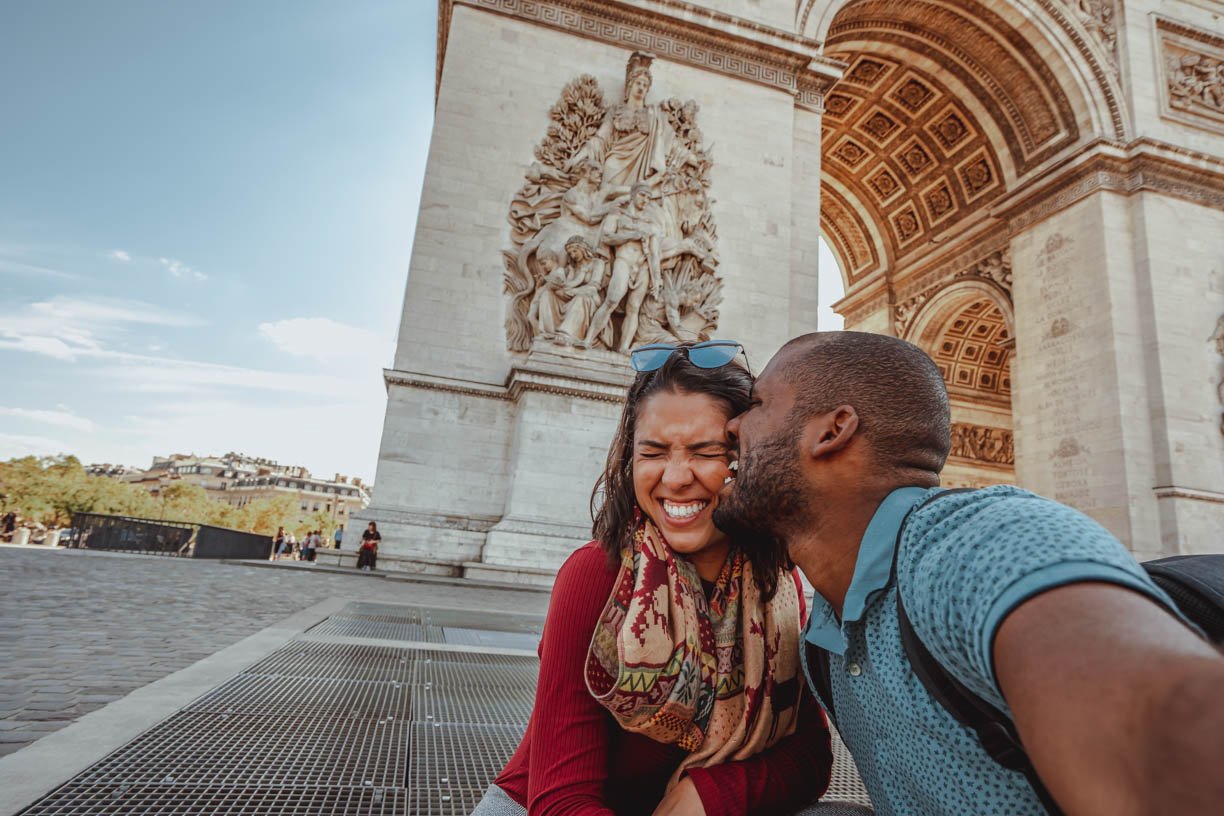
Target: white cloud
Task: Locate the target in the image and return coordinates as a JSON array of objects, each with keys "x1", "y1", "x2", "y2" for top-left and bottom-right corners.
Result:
[
  {"x1": 0, "y1": 432, "x2": 73, "y2": 459},
  {"x1": 107, "y1": 249, "x2": 132, "y2": 262},
  {"x1": 0, "y1": 406, "x2": 96, "y2": 432},
  {"x1": 0, "y1": 295, "x2": 204, "y2": 362},
  {"x1": 259, "y1": 317, "x2": 394, "y2": 365},
  {"x1": 159, "y1": 257, "x2": 204, "y2": 280},
  {"x1": 0, "y1": 258, "x2": 79, "y2": 280}
]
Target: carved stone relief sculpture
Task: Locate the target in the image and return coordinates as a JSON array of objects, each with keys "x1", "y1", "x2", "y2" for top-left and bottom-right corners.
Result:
[
  {"x1": 948, "y1": 422, "x2": 1015, "y2": 466},
  {"x1": 1061, "y1": 0, "x2": 1118, "y2": 72},
  {"x1": 504, "y1": 52, "x2": 722, "y2": 353},
  {"x1": 1158, "y1": 19, "x2": 1224, "y2": 133}
]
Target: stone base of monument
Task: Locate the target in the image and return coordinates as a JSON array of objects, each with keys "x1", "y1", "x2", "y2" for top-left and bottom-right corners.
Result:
[{"x1": 356, "y1": 342, "x2": 632, "y2": 586}]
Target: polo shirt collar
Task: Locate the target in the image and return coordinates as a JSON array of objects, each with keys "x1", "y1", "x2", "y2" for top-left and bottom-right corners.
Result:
[{"x1": 803, "y1": 486, "x2": 930, "y2": 655}]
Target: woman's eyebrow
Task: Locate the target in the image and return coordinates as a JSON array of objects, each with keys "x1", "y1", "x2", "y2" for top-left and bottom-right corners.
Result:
[
  {"x1": 687, "y1": 441, "x2": 729, "y2": 452},
  {"x1": 636, "y1": 439, "x2": 669, "y2": 449}
]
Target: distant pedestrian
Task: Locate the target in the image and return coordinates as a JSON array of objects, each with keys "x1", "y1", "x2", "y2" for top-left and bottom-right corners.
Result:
[
  {"x1": 1, "y1": 511, "x2": 16, "y2": 542},
  {"x1": 302, "y1": 530, "x2": 318, "y2": 563},
  {"x1": 333, "y1": 524, "x2": 344, "y2": 550},
  {"x1": 357, "y1": 521, "x2": 380, "y2": 571},
  {"x1": 287, "y1": 531, "x2": 298, "y2": 560},
  {"x1": 272, "y1": 526, "x2": 288, "y2": 561}
]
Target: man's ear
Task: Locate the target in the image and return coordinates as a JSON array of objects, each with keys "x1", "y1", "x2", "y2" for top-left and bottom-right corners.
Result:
[{"x1": 806, "y1": 406, "x2": 860, "y2": 460}]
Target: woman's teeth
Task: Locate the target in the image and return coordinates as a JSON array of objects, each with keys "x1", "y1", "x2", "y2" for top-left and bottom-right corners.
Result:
[{"x1": 663, "y1": 501, "x2": 707, "y2": 519}]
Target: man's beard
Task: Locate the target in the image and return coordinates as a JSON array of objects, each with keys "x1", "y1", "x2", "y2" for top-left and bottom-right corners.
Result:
[{"x1": 713, "y1": 426, "x2": 806, "y2": 548}]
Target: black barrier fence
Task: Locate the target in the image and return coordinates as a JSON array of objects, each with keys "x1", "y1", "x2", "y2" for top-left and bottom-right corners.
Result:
[{"x1": 66, "y1": 513, "x2": 272, "y2": 560}]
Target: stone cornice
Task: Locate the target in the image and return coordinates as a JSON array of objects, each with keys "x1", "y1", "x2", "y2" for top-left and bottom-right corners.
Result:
[
  {"x1": 383, "y1": 366, "x2": 629, "y2": 404},
  {"x1": 1153, "y1": 485, "x2": 1224, "y2": 504},
  {"x1": 438, "y1": 0, "x2": 844, "y2": 106},
  {"x1": 991, "y1": 138, "x2": 1224, "y2": 232}
]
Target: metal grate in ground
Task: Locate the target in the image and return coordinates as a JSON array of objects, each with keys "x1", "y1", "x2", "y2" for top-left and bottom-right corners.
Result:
[
  {"x1": 18, "y1": 784, "x2": 406, "y2": 815},
  {"x1": 411, "y1": 684, "x2": 534, "y2": 727},
  {"x1": 412, "y1": 659, "x2": 538, "y2": 693},
  {"x1": 307, "y1": 616, "x2": 436, "y2": 643},
  {"x1": 72, "y1": 711, "x2": 409, "y2": 789},
  {"x1": 187, "y1": 674, "x2": 411, "y2": 720},
  {"x1": 406, "y1": 723, "x2": 526, "y2": 816},
  {"x1": 241, "y1": 642, "x2": 415, "y2": 683},
  {"x1": 14, "y1": 607, "x2": 543, "y2": 816}
]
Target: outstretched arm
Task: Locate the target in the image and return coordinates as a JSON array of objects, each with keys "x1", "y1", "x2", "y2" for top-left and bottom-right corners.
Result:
[{"x1": 995, "y1": 582, "x2": 1224, "y2": 816}]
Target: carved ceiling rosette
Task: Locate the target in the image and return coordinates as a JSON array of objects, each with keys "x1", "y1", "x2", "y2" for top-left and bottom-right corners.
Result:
[{"x1": 503, "y1": 52, "x2": 723, "y2": 355}]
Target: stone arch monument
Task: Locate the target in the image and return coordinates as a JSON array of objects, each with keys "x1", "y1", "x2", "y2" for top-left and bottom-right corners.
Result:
[{"x1": 354, "y1": 0, "x2": 1224, "y2": 583}]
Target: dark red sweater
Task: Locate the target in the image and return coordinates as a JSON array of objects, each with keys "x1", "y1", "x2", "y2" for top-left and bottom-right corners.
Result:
[{"x1": 494, "y1": 542, "x2": 832, "y2": 816}]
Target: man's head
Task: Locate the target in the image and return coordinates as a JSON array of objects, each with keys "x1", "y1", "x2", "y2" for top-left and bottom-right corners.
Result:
[
  {"x1": 631, "y1": 182, "x2": 651, "y2": 210},
  {"x1": 713, "y1": 331, "x2": 950, "y2": 541}
]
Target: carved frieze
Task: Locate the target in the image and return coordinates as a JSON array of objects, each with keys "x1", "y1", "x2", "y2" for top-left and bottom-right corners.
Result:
[
  {"x1": 1157, "y1": 17, "x2": 1224, "y2": 134},
  {"x1": 503, "y1": 52, "x2": 722, "y2": 354},
  {"x1": 949, "y1": 422, "x2": 1015, "y2": 466}
]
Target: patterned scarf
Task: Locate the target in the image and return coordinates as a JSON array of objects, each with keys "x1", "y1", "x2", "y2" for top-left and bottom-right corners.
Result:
[{"x1": 585, "y1": 518, "x2": 803, "y2": 789}]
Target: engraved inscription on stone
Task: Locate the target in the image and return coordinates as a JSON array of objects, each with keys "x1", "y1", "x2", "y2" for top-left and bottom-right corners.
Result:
[
  {"x1": 1029, "y1": 232, "x2": 1102, "y2": 510},
  {"x1": 502, "y1": 51, "x2": 722, "y2": 354},
  {"x1": 1212, "y1": 314, "x2": 1224, "y2": 437}
]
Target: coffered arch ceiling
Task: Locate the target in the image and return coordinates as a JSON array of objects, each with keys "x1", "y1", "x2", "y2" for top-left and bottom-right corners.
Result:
[{"x1": 815, "y1": 0, "x2": 1090, "y2": 290}]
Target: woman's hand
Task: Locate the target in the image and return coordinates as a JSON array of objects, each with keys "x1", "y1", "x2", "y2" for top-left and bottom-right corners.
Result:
[{"x1": 651, "y1": 777, "x2": 707, "y2": 816}]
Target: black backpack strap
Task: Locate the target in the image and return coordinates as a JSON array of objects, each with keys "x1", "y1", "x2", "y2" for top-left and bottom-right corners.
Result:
[
  {"x1": 806, "y1": 642, "x2": 836, "y2": 727},
  {"x1": 804, "y1": 488, "x2": 977, "y2": 730},
  {"x1": 897, "y1": 596, "x2": 1064, "y2": 815},
  {"x1": 893, "y1": 488, "x2": 1065, "y2": 816}
]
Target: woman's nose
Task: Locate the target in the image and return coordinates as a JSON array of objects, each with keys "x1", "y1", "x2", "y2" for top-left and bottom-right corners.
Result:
[{"x1": 661, "y1": 457, "x2": 693, "y2": 489}]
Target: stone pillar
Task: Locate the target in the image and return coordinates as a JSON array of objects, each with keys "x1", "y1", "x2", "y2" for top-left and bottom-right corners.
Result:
[
  {"x1": 1010, "y1": 192, "x2": 1158, "y2": 551},
  {"x1": 1010, "y1": 188, "x2": 1224, "y2": 558}
]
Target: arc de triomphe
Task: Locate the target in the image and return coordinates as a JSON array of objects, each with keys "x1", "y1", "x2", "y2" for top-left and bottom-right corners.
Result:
[{"x1": 351, "y1": 0, "x2": 1224, "y2": 585}]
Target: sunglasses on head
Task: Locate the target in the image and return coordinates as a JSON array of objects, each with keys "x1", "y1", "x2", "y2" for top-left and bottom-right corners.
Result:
[{"x1": 629, "y1": 340, "x2": 746, "y2": 372}]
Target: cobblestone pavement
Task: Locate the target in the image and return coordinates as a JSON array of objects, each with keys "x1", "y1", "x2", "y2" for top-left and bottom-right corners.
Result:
[{"x1": 0, "y1": 547, "x2": 549, "y2": 757}]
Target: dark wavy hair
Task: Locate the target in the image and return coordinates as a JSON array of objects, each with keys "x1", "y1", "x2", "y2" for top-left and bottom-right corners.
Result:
[{"x1": 590, "y1": 346, "x2": 792, "y2": 601}]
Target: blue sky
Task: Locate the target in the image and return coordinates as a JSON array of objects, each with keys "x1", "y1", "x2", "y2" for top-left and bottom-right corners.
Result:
[{"x1": 0, "y1": 1, "x2": 842, "y2": 482}]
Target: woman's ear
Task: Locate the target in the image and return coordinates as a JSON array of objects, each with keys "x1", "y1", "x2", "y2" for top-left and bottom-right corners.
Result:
[{"x1": 807, "y1": 406, "x2": 859, "y2": 460}]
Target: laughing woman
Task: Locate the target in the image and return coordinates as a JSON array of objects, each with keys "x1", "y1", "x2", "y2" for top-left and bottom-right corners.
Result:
[{"x1": 473, "y1": 341, "x2": 833, "y2": 816}]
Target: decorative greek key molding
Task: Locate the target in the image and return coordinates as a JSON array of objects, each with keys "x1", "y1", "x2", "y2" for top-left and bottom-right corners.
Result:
[
  {"x1": 948, "y1": 422, "x2": 1015, "y2": 466},
  {"x1": 440, "y1": 0, "x2": 842, "y2": 105}
]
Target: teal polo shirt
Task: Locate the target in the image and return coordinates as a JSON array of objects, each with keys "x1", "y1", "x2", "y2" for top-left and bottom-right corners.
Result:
[{"x1": 799, "y1": 485, "x2": 1183, "y2": 816}]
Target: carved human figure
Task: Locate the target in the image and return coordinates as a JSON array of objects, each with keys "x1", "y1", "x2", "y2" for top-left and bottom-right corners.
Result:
[
  {"x1": 585, "y1": 183, "x2": 665, "y2": 352},
  {"x1": 518, "y1": 160, "x2": 626, "y2": 282},
  {"x1": 526, "y1": 251, "x2": 567, "y2": 337},
  {"x1": 553, "y1": 236, "x2": 609, "y2": 346},
  {"x1": 569, "y1": 52, "x2": 700, "y2": 193}
]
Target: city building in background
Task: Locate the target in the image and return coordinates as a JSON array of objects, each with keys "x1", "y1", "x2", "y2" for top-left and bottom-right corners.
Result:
[{"x1": 90, "y1": 451, "x2": 369, "y2": 529}]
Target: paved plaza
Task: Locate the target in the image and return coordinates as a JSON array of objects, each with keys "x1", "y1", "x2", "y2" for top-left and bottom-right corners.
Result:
[{"x1": 0, "y1": 546, "x2": 548, "y2": 758}]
